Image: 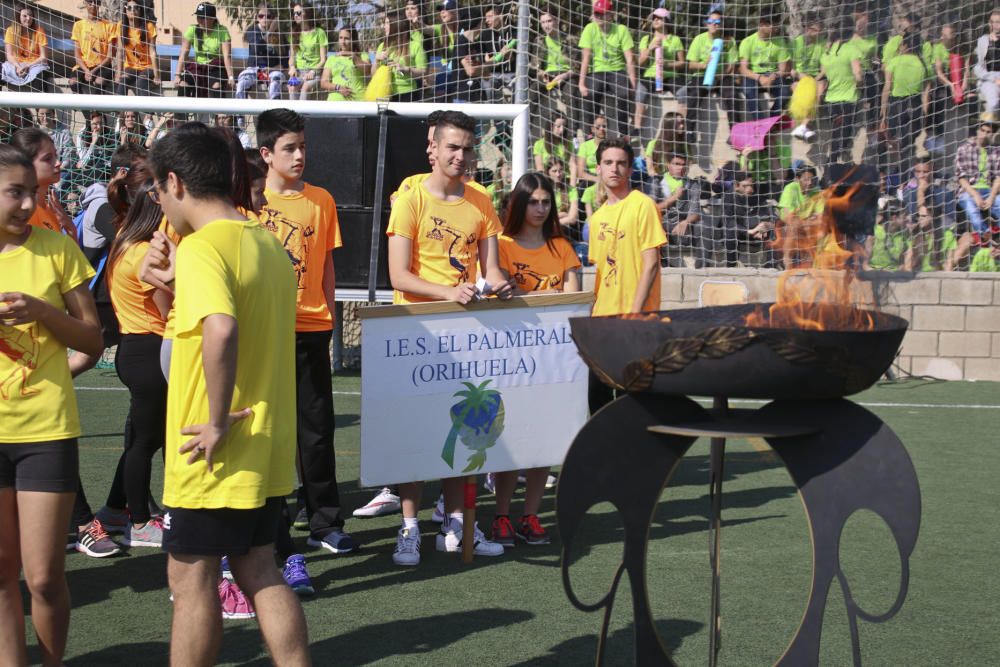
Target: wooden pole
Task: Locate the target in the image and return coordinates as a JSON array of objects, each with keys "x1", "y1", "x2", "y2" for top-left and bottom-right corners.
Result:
[{"x1": 462, "y1": 475, "x2": 477, "y2": 563}]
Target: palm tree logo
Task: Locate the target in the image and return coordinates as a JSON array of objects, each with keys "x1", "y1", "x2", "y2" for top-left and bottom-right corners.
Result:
[{"x1": 441, "y1": 380, "x2": 506, "y2": 472}]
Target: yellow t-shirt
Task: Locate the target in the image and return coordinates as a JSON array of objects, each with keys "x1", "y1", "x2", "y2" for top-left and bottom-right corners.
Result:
[
  {"x1": 588, "y1": 190, "x2": 666, "y2": 316},
  {"x1": 121, "y1": 21, "x2": 156, "y2": 71},
  {"x1": 71, "y1": 19, "x2": 117, "y2": 70},
  {"x1": 391, "y1": 172, "x2": 488, "y2": 203},
  {"x1": 163, "y1": 219, "x2": 297, "y2": 510},
  {"x1": 109, "y1": 241, "x2": 166, "y2": 336},
  {"x1": 498, "y1": 235, "x2": 581, "y2": 292},
  {"x1": 28, "y1": 203, "x2": 60, "y2": 233},
  {"x1": 259, "y1": 184, "x2": 342, "y2": 332},
  {"x1": 4, "y1": 25, "x2": 47, "y2": 62},
  {"x1": 386, "y1": 182, "x2": 501, "y2": 304},
  {"x1": 0, "y1": 228, "x2": 95, "y2": 443}
]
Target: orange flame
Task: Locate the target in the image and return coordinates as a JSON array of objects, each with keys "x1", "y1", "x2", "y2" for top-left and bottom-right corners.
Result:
[{"x1": 745, "y1": 177, "x2": 876, "y2": 331}]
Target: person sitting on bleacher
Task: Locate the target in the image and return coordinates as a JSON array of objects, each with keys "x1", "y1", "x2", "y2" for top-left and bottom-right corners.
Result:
[
  {"x1": 3, "y1": 3, "x2": 51, "y2": 92},
  {"x1": 71, "y1": 0, "x2": 118, "y2": 95},
  {"x1": 174, "y1": 2, "x2": 235, "y2": 98},
  {"x1": 236, "y1": 4, "x2": 286, "y2": 100},
  {"x1": 658, "y1": 152, "x2": 708, "y2": 268},
  {"x1": 719, "y1": 170, "x2": 776, "y2": 268},
  {"x1": 738, "y1": 14, "x2": 791, "y2": 120}
]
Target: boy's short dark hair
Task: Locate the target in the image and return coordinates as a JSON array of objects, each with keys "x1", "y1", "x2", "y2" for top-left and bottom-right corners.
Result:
[
  {"x1": 0, "y1": 144, "x2": 34, "y2": 174},
  {"x1": 426, "y1": 109, "x2": 445, "y2": 128},
  {"x1": 433, "y1": 110, "x2": 476, "y2": 139},
  {"x1": 795, "y1": 164, "x2": 818, "y2": 178},
  {"x1": 596, "y1": 137, "x2": 634, "y2": 163},
  {"x1": 256, "y1": 108, "x2": 305, "y2": 151},
  {"x1": 732, "y1": 170, "x2": 752, "y2": 183},
  {"x1": 149, "y1": 122, "x2": 232, "y2": 200}
]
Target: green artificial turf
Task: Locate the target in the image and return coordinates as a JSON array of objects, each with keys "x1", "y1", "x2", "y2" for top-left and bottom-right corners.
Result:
[{"x1": 21, "y1": 371, "x2": 999, "y2": 665}]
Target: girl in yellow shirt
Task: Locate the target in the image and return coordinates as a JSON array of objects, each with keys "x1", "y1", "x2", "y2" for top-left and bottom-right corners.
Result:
[
  {"x1": 491, "y1": 172, "x2": 581, "y2": 547},
  {"x1": 0, "y1": 144, "x2": 102, "y2": 667}
]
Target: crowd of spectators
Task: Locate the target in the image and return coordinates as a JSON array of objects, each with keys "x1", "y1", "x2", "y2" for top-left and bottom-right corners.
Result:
[{"x1": 1, "y1": 0, "x2": 999, "y2": 271}]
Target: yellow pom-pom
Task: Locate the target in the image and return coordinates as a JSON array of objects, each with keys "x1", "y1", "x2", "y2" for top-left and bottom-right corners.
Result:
[{"x1": 788, "y1": 76, "x2": 818, "y2": 122}]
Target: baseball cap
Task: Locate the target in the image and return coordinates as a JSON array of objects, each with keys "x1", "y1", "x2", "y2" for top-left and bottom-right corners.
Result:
[
  {"x1": 593, "y1": 0, "x2": 612, "y2": 15},
  {"x1": 194, "y1": 3, "x2": 217, "y2": 19},
  {"x1": 439, "y1": 0, "x2": 457, "y2": 11}
]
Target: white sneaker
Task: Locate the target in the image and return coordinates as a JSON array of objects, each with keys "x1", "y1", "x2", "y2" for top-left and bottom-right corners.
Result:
[
  {"x1": 791, "y1": 123, "x2": 816, "y2": 140},
  {"x1": 483, "y1": 473, "x2": 496, "y2": 494},
  {"x1": 436, "y1": 522, "x2": 505, "y2": 557},
  {"x1": 431, "y1": 493, "x2": 446, "y2": 523},
  {"x1": 393, "y1": 527, "x2": 421, "y2": 566},
  {"x1": 353, "y1": 487, "x2": 401, "y2": 518}
]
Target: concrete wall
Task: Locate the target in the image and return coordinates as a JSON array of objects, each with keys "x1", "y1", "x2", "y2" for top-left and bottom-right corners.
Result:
[{"x1": 582, "y1": 267, "x2": 1000, "y2": 382}]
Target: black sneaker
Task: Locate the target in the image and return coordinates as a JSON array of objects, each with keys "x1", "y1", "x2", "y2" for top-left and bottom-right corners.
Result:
[{"x1": 292, "y1": 507, "x2": 309, "y2": 531}]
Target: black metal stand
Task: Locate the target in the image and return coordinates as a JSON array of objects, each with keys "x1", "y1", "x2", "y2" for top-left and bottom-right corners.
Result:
[{"x1": 558, "y1": 395, "x2": 921, "y2": 666}]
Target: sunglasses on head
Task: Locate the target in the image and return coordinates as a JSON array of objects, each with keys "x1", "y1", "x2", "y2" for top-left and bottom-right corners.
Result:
[{"x1": 706, "y1": 18, "x2": 722, "y2": 25}]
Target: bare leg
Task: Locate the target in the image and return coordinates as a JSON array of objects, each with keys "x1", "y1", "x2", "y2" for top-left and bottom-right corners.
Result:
[
  {"x1": 230, "y1": 544, "x2": 310, "y2": 666},
  {"x1": 0, "y1": 489, "x2": 28, "y2": 667},
  {"x1": 167, "y1": 553, "x2": 223, "y2": 667},
  {"x1": 398, "y1": 481, "x2": 423, "y2": 520},
  {"x1": 493, "y1": 471, "x2": 518, "y2": 516},
  {"x1": 17, "y1": 490, "x2": 74, "y2": 667},
  {"x1": 442, "y1": 477, "x2": 464, "y2": 516},
  {"x1": 521, "y1": 467, "x2": 550, "y2": 517}
]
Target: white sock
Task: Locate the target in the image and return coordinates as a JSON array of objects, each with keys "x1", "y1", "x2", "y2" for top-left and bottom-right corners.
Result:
[
  {"x1": 447, "y1": 512, "x2": 463, "y2": 530},
  {"x1": 402, "y1": 517, "x2": 419, "y2": 532}
]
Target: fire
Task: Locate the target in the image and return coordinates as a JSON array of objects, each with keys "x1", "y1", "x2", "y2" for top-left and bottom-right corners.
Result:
[{"x1": 745, "y1": 173, "x2": 876, "y2": 331}]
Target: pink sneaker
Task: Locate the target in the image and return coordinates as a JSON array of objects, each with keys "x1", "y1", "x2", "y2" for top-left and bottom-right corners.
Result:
[{"x1": 219, "y1": 578, "x2": 255, "y2": 620}]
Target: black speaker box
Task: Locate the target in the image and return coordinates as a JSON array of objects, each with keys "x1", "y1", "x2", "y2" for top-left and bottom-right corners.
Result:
[
  {"x1": 333, "y1": 206, "x2": 392, "y2": 291},
  {"x1": 303, "y1": 115, "x2": 429, "y2": 208}
]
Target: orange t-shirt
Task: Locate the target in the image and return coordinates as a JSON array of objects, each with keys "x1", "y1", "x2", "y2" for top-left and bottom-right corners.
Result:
[
  {"x1": 28, "y1": 203, "x2": 60, "y2": 233},
  {"x1": 498, "y1": 235, "x2": 581, "y2": 292},
  {"x1": 71, "y1": 18, "x2": 117, "y2": 69},
  {"x1": 386, "y1": 182, "x2": 501, "y2": 304},
  {"x1": 4, "y1": 25, "x2": 47, "y2": 62},
  {"x1": 120, "y1": 21, "x2": 156, "y2": 71},
  {"x1": 108, "y1": 241, "x2": 166, "y2": 336},
  {"x1": 259, "y1": 183, "x2": 342, "y2": 331}
]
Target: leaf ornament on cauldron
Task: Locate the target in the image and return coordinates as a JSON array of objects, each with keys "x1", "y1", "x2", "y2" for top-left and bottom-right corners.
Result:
[
  {"x1": 441, "y1": 380, "x2": 506, "y2": 472},
  {"x1": 652, "y1": 337, "x2": 702, "y2": 373},
  {"x1": 763, "y1": 334, "x2": 821, "y2": 364},
  {"x1": 696, "y1": 326, "x2": 757, "y2": 360},
  {"x1": 623, "y1": 359, "x2": 655, "y2": 391}
]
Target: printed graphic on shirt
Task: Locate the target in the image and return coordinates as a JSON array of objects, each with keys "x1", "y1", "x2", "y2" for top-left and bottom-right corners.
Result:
[
  {"x1": 0, "y1": 324, "x2": 40, "y2": 400},
  {"x1": 426, "y1": 215, "x2": 477, "y2": 283},
  {"x1": 597, "y1": 222, "x2": 626, "y2": 288},
  {"x1": 510, "y1": 261, "x2": 562, "y2": 291},
  {"x1": 259, "y1": 204, "x2": 315, "y2": 290}
]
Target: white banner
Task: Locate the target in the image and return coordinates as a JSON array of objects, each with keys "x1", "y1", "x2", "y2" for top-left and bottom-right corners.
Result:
[{"x1": 359, "y1": 294, "x2": 592, "y2": 487}]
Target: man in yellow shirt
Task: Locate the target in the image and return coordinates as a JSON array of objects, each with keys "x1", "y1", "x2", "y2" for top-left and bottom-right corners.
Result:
[
  {"x1": 588, "y1": 136, "x2": 666, "y2": 410},
  {"x1": 385, "y1": 110, "x2": 512, "y2": 566},
  {"x1": 145, "y1": 123, "x2": 309, "y2": 665}
]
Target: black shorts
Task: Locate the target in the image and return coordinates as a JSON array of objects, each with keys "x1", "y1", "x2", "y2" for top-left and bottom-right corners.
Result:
[
  {"x1": 161, "y1": 496, "x2": 283, "y2": 556},
  {"x1": 0, "y1": 439, "x2": 79, "y2": 492}
]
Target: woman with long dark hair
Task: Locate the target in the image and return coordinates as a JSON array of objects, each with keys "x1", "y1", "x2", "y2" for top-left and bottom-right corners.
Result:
[
  {"x1": 489, "y1": 172, "x2": 580, "y2": 548},
  {"x1": 115, "y1": 0, "x2": 160, "y2": 96},
  {"x1": 75, "y1": 111, "x2": 115, "y2": 188},
  {"x1": 3, "y1": 3, "x2": 51, "y2": 92},
  {"x1": 533, "y1": 113, "x2": 577, "y2": 184},
  {"x1": 376, "y1": 8, "x2": 427, "y2": 102},
  {"x1": 288, "y1": 2, "x2": 328, "y2": 99}
]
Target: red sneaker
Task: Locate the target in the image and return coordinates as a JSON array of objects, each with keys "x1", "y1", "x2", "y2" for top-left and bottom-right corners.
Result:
[
  {"x1": 491, "y1": 515, "x2": 516, "y2": 547},
  {"x1": 517, "y1": 515, "x2": 551, "y2": 545}
]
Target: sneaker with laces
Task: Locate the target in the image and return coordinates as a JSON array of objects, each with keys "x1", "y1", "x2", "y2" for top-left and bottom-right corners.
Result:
[
  {"x1": 122, "y1": 517, "x2": 164, "y2": 548},
  {"x1": 219, "y1": 578, "x2": 255, "y2": 620},
  {"x1": 431, "y1": 493, "x2": 446, "y2": 523},
  {"x1": 221, "y1": 556, "x2": 233, "y2": 581},
  {"x1": 436, "y1": 522, "x2": 505, "y2": 556},
  {"x1": 283, "y1": 554, "x2": 315, "y2": 595},
  {"x1": 517, "y1": 514, "x2": 551, "y2": 545},
  {"x1": 352, "y1": 487, "x2": 401, "y2": 518},
  {"x1": 292, "y1": 506, "x2": 309, "y2": 530},
  {"x1": 307, "y1": 529, "x2": 359, "y2": 554},
  {"x1": 94, "y1": 506, "x2": 130, "y2": 534},
  {"x1": 76, "y1": 519, "x2": 121, "y2": 558},
  {"x1": 491, "y1": 515, "x2": 516, "y2": 547},
  {"x1": 393, "y1": 527, "x2": 421, "y2": 566}
]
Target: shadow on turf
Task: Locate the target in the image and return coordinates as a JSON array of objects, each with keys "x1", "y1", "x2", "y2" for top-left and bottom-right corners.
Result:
[{"x1": 509, "y1": 618, "x2": 703, "y2": 665}]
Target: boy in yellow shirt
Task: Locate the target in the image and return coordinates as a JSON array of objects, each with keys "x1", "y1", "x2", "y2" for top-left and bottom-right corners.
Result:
[
  {"x1": 588, "y1": 136, "x2": 666, "y2": 410},
  {"x1": 144, "y1": 123, "x2": 308, "y2": 665},
  {"x1": 256, "y1": 109, "x2": 356, "y2": 571},
  {"x1": 385, "y1": 110, "x2": 512, "y2": 565}
]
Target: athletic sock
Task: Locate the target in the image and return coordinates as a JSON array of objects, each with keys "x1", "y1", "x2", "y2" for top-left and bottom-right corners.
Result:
[
  {"x1": 447, "y1": 511, "x2": 463, "y2": 530},
  {"x1": 402, "y1": 516, "x2": 419, "y2": 532}
]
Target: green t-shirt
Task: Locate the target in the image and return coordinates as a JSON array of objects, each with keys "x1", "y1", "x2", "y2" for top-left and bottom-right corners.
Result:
[
  {"x1": 323, "y1": 54, "x2": 364, "y2": 101},
  {"x1": 778, "y1": 180, "x2": 822, "y2": 219},
  {"x1": 638, "y1": 33, "x2": 684, "y2": 79},
  {"x1": 793, "y1": 35, "x2": 826, "y2": 76},
  {"x1": 917, "y1": 228, "x2": 958, "y2": 271},
  {"x1": 579, "y1": 21, "x2": 634, "y2": 73},
  {"x1": 377, "y1": 39, "x2": 428, "y2": 94},
  {"x1": 433, "y1": 24, "x2": 457, "y2": 68},
  {"x1": 183, "y1": 24, "x2": 231, "y2": 65},
  {"x1": 543, "y1": 35, "x2": 570, "y2": 73},
  {"x1": 975, "y1": 148, "x2": 991, "y2": 189},
  {"x1": 821, "y1": 42, "x2": 862, "y2": 103},
  {"x1": 578, "y1": 138, "x2": 599, "y2": 174},
  {"x1": 970, "y1": 246, "x2": 999, "y2": 272},
  {"x1": 848, "y1": 34, "x2": 877, "y2": 70},
  {"x1": 882, "y1": 34, "x2": 903, "y2": 65},
  {"x1": 533, "y1": 138, "x2": 571, "y2": 165},
  {"x1": 687, "y1": 32, "x2": 737, "y2": 65},
  {"x1": 738, "y1": 32, "x2": 790, "y2": 74},
  {"x1": 294, "y1": 27, "x2": 328, "y2": 70},
  {"x1": 869, "y1": 223, "x2": 907, "y2": 270},
  {"x1": 887, "y1": 53, "x2": 926, "y2": 97},
  {"x1": 555, "y1": 187, "x2": 579, "y2": 214},
  {"x1": 923, "y1": 42, "x2": 949, "y2": 73},
  {"x1": 581, "y1": 183, "x2": 602, "y2": 211}
]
